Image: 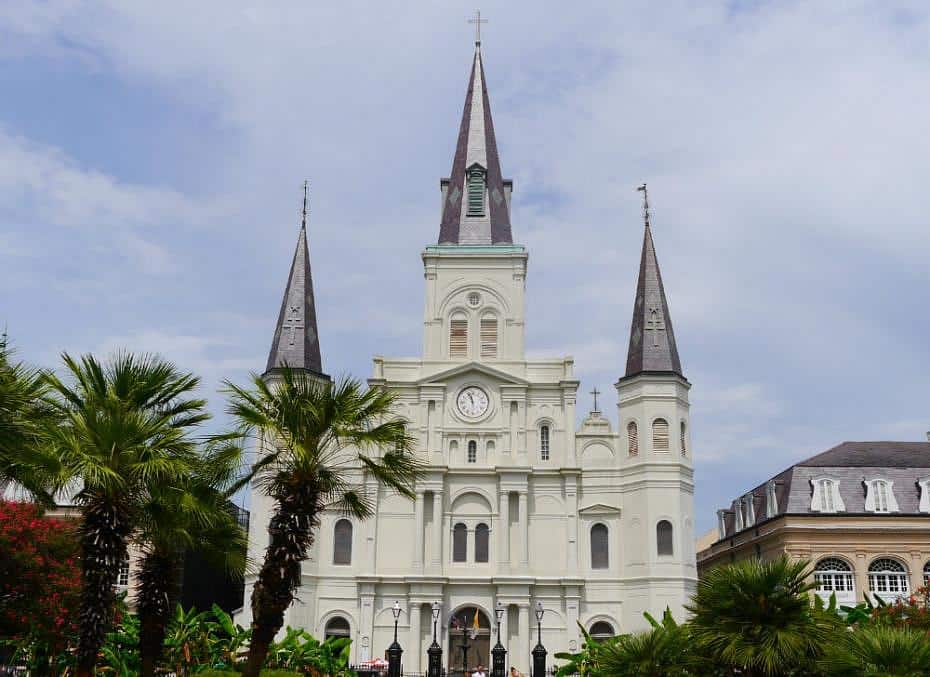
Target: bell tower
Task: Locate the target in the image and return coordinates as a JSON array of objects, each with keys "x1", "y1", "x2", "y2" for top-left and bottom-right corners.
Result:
[
  {"x1": 615, "y1": 184, "x2": 696, "y2": 622},
  {"x1": 422, "y1": 42, "x2": 526, "y2": 364}
]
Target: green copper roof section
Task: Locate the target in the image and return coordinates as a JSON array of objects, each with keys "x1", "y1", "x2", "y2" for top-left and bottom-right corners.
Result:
[{"x1": 424, "y1": 244, "x2": 525, "y2": 254}]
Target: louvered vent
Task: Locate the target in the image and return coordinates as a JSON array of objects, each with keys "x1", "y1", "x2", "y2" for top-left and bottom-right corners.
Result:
[
  {"x1": 680, "y1": 422, "x2": 687, "y2": 456},
  {"x1": 480, "y1": 317, "x2": 497, "y2": 358},
  {"x1": 467, "y1": 168, "x2": 485, "y2": 216},
  {"x1": 653, "y1": 419, "x2": 669, "y2": 452},
  {"x1": 627, "y1": 422, "x2": 638, "y2": 456},
  {"x1": 450, "y1": 319, "x2": 468, "y2": 357}
]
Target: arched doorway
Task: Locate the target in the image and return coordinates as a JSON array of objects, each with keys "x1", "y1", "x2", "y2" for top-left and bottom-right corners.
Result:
[{"x1": 448, "y1": 606, "x2": 491, "y2": 675}]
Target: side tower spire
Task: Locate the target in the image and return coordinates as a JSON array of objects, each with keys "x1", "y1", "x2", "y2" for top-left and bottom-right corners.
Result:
[
  {"x1": 264, "y1": 181, "x2": 326, "y2": 378},
  {"x1": 438, "y1": 40, "x2": 513, "y2": 245},
  {"x1": 624, "y1": 184, "x2": 682, "y2": 378}
]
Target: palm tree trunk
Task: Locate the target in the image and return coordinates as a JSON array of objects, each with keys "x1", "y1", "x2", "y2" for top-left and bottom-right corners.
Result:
[
  {"x1": 76, "y1": 500, "x2": 132, "y2": 677},
  {"x1": 242, "y1": 489, "x2": 320, "y2": 677},
  {"x1": 137, "y1": 548, "x2": 180, "y2": 677}
]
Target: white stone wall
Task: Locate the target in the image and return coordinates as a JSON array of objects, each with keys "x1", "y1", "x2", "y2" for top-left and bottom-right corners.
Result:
[{"x1": 238, "y1": 246, "x2": 696, "y2": 668}]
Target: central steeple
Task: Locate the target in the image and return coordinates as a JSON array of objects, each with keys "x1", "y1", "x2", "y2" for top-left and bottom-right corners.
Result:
[{"x1": 438, "y1": 43, "x2": 513, "y2": 245}]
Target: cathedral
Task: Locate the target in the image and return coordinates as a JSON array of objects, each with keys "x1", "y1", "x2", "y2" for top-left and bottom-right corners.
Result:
[{"x1": 240, "y1": 41, "x2": 696, "y2": 671}]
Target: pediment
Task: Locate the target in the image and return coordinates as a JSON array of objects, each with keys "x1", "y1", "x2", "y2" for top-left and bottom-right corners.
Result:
[
  {"x1": 578, "y1": 503, "x2": 622, "y2": 516},
  {"x1": 419, "y1": 361, "x2": 529, "y2": 387}
]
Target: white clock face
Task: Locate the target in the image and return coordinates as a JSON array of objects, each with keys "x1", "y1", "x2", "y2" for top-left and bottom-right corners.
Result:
[{"x1": 457, "y1": 386, "x2": 489, "y2": 418}]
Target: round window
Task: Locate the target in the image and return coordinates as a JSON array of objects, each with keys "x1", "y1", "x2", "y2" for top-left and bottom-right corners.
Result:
[{"x1": 467, "y1": 292, "x2": 481, "y2": 307}]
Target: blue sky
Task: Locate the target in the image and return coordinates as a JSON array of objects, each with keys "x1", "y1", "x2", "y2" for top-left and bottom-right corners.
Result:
[{"x1": 2, "y1": 2, "x2": 929, "y2": 535}]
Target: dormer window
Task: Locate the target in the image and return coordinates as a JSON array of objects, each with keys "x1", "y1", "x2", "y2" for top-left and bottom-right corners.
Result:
[
  {"x1": 864, "y1": 479, "x2": 898, "y2": 513},
  {"x1": 765, "y1": 480, "x2": 779, "y2": 518},
  {"x1": 918, "y1": 478, "x2": 930, "y2": 513},
  {"x1": 466, "y1": 165, "x2": 486, "y2": 217},
  {"x1": 811, "y1": 478, "x2": 845, "y2": 513},
  {"x1": 743, "y1": 494, "x2": 756, "y2": 527}
]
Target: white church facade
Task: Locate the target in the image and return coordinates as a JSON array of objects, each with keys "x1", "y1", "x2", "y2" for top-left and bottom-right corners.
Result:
[{"x1": 240, "y1": 42, "x2": 696, "y2": 672}]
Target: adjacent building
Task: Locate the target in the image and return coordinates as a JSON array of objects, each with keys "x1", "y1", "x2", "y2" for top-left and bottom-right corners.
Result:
[
  {"x1": 697, "y1": 441, "x2": 930, "y2": 605},
  {"x1": 240, "y1": 40, "x2": 697, "y2": 671}
]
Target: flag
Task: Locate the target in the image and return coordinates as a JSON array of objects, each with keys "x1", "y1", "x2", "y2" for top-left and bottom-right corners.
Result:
[{"x1": 470, "y1": 608, "x2": 479, "y2": 639}]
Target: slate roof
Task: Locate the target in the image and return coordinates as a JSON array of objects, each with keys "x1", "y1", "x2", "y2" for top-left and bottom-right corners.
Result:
[
  {"x1": 438, "y1": 43, "x2": 512, "y2": 245},
  {"x1": 716, "y1": 441, "x2": 930, "y2": 539},
  {"x1": 264, "y1": 224, "x2": 325, "y2": 377},
  {"x1": 623, "y1": 222, "x2": 683, "y2": 378}
]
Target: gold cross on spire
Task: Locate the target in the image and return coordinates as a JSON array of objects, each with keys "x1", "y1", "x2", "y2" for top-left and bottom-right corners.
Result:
[{"x1": 468, "y1": 10, "x2": 488, "y2": 45}]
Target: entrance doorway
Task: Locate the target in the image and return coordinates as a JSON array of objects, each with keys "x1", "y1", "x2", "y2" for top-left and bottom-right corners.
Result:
[{"x1": 448, "y1": 606, "x2": 491, "y2": 676}]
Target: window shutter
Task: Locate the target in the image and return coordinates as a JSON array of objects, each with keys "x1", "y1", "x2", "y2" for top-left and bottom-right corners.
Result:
[
  {"x1": 652, "y1": 419, "x2": 669, "y2": 452},
  {"x1": 680, "y1": 422, "x2": 687, "y2": 456},
  {"x1": 450, "y1": 319, "x2": 468, "y2": 357},
  {"x1": 627, "y1": 422, "x2": 638, "y2": 456},
  {"x1": 480, "y1": 317, "x2": 497, "y2": 358},
  {"x1": 467, "y1": 168, "x2": 485, "y2": 216},
  {"x1": 475, "y1": 523, "x2": 489, "y2": 563}
]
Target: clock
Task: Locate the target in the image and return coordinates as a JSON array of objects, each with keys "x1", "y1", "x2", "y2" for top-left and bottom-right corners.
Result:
[{"x1": 456, "y1": 386, "x2": 489, "y2": 418}]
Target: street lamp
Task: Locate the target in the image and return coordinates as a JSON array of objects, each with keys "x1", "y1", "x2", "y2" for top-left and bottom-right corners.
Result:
[
  {"x1": 427, "y1": 602, "x2": 442, "y2": 677},
  {"x1": 532, "y1": 602, "x2": 546, "y2": 677},
  {"x1": 388, "y1": 601, "x2": 403, "y2": 677},
  {"x1": 491, "y1": 602, "x2": 507, "y2": 677}
]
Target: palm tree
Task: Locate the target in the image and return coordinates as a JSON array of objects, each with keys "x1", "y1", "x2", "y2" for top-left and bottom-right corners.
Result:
[
  {"x1": 686, "y1": 555, "x2": 839, "y2": 676},
  {"x1": 0, "y1": 335, "x2": 56, "y2": 499},
  {"x1": 819, "y1": 624, "x2": 930, "y2": 676},
  {"x1": 134, "y1": 436, "x2": 247, "y2": 677},
  {"x1": 43, "y1": 352, "x2": 209, "y2": 677},
  {"x1": 224, "y1": 369, "x2": 424, "y2": 676},
  {"x1": 594, "y1": 610, "x2": 712, "y2": 677}
]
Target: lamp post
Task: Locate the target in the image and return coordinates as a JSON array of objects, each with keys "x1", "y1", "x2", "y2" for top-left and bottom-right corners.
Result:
[
  {"x1": 531, "y1": 602, "x2": 546, "y2": 677},
  {"x1": 388, "y1": 601, "x2": 403, "y2": 677},
  {"x1": 427, "y1": 602, "x2": 443, "y2": 677},
  {"x1": 491, "y1": 602, "x2": 506, "y2": 677}
]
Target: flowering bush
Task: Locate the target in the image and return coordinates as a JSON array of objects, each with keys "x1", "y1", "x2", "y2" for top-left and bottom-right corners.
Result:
[
  {"x1": 0, "y1": 500, "x2": 81, "y2": 667},
  {"x1": 868, "y1": 585, "x2": 930, "y2": 632}
]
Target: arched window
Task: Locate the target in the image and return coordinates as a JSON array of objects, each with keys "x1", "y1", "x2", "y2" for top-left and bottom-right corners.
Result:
[
  {"x1": 680, "y1": 422, "x2": 687, "y2": 456},
  {"x1": 475, "y1": 523, "x2": 489, "y2": 563},
  {"x1": 652, "y1": 419, "x2": 669, "y2": 452},
  {"x1": 539, "y1": 425, "x2": 550, "y2": 461},
  {"x1": 811, "y1": 478, "x2": 845, "y2": 512},
  {"x1": 868, "y1": 558, "x2": 909, "y2": 597},
  {"x1": 450, "y1": 313, "x2": 468, "y2": 358},
  {"x1": 333, "y1": 519, "x2": 352, "y2": 565},
  {"x1": 589, "y1": 621, "x2": 615, "y2": 642},
  {"x1": 924, "y1": 561, "x2": 930, "y2": 587},
  {"x1": 627, "y1": 422, "x2": 638, "y2": 456},
  {"x1": 324, "y1": 616, "x2": 351, "y2": 640},
  {"x1": 814, "y1": 558, "x2": 855, "y2": 603},
  {"x1": 590, "y1": 524, "x2": 609, "y2": 569},
  {"x1": 656, "y1": 520, "x2": 674, "y2": 556},
  {"x1": 453, "y1": 523, "x2": 468, "y2": 562},
  {"x1": 467, "y1": 440, "x2": 477, "y2": 463},
  {"x1": 480, "y1": 316, "x2": 498, "y2": 358},
  {"x1": 116, "y1": 554, "x2": 130, "y2": 590}
]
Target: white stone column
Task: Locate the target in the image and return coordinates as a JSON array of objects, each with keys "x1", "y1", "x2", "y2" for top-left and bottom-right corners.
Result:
[
  {"x1": 498, "y1": 489, "x2": 510, "y2": 572},
  {"x1": 414, "y1": 491, "x2": 425, "y2": 569},
  {"x1": 360, "y1": 590, "x2": 375, "y2": 662},
  {"x1": 566, "y1": 479, "x2": 578, "y2": 572},
  {"x1": 517, "y1": 603, "x2": 530, "y2": 671},
  {"x1": 409, "y1": 602, "x2": 422, "y2": 673},
  {"x1": 518, "y1": 491, "x2": 529, "y2": 565},
  {"x1": 432, "y1": 491, "x2": 444, "y2": 568}
]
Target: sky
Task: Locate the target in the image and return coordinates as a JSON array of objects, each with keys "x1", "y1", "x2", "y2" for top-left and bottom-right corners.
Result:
[{"x1": 1, "y1": 2, "x2": 929, "y2": 535}]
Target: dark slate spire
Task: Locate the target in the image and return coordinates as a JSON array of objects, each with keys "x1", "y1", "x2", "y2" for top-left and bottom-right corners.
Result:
[
  {"x1": 624, "y1": 185, "x2": 683, "y2": 378},
  {"x1": 438, "y1": 42, "x2": 513, "y2": 245},
  {"x1": 264, "y1": 184, "x2": 325, "y2": 377}
]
